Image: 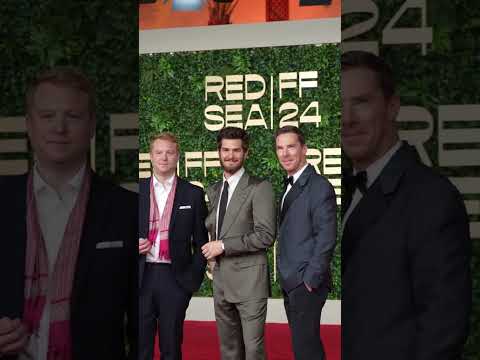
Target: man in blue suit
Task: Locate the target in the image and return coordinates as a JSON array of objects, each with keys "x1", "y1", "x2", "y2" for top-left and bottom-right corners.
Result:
[
  {"x1": 341, "y1": 50, "x2": 471, "y2": 360},
  {"x1": 0, "y1": 67, "x2": 137, "y2": 360},
  {"x1": 274, "y1": 126, "x2": 337, "y2": 360},
  {"x1": 138, "y1": 132, "x2": 208, "y2": 360}
]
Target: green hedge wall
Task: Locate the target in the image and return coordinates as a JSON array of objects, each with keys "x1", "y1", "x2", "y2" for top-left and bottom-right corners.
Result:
[{"x1": 139, "y1": 44, "x2": 341, "y2": 298}]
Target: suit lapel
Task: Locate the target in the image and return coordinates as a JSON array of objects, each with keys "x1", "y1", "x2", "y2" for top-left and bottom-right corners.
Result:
[
  {"x1": 138, "y1": 178, "x2": 150, "y2": 286},
  {"x1": 341, "y1": 167, "x2": 354, "y2": 218},
  {"x1": 71, "y1": 174, "x2": 108, "y2": 310},
  {"x1": 207, "y1": 181, "x2": 222, "y2": 238},
  {"x1": 168, "y1": 177, "x2": 186, "y2": 236},
  {"x1": 280, "y1": 165, "x2": 315, "y2": 226},
  {"x1": 139, "y1": 178, "x2": 150, "y2": 239},
  {"x1": 341, "y1": 181, "x2": 389, "y2": 273},
  {"x1": 219, "y1": 172, "x2": 251, "y2": 239},
  {"x1": 342, "y1": 142, "x2": 416, "y2": 273},
  {"x1": 8, "y1": 175, "x2": 28, "y2": 316}
]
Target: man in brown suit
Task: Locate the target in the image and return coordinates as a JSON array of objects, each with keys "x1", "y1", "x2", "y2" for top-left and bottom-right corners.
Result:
[{"x1": 202, "y1": 127, "x2": 276, "y2": 360}]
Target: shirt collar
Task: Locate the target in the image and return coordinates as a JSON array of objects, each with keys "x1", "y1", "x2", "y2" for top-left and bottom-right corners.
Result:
[
  {"x1": 33, "y1": 163, "x2": 86, "y2": 194},
  {"x1": 291, "y1": 163, "x2": 309, "y2": 184},
  {"x1": 223, "y1": 167, "x2": 245, "y2": 187},
  {"x1": 153, "y1": 173, "x2": 176, "y2": 189},
  {"x1": 355, "y1": 140, "x2": 402, "y2": 188},
  {"x1": 69, "y1": 164, "x2": 86, "y2": 190}
]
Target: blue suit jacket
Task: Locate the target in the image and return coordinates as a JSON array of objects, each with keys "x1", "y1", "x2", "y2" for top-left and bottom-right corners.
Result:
[
  {"x1": 138, "y1": 176, "x2": 208, "y2": 294},
  {"x1": 277, "y1": 164, "x2": 337, "y2": 292},
  {"x1": 342, "y1": 143, "x2": 471, "y2": 359}
]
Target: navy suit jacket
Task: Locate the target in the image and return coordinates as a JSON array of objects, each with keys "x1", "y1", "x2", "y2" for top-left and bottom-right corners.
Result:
[
  {"x1": 342, "y1": 143, "x2": 471, "y2": 360},
  {"x1": 277, "y1": 164, "x2": 337, "y2": 293},
  {"x1": 138, "y1": 177, "x2": 208, "y2": 294},
  {"x1": 0, "y1": 173, "x2": 137, "y2": 360}
]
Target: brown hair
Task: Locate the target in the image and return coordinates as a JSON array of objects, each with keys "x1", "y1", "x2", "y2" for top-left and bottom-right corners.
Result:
[
  {"x1": 217, "y1": 126, "x2": 249, "y2": 151},
  {"x1": 149, "y1": 132, "x2": 180, "y2": 153},
  {"x1": 26, "y1": 66, "x2": 96, "y2": 117},
  {"x1": 274, "y1": 125, "x2": 306, "y2": 145},
  {"x1": 341, "y1": 51, "x2": 396, "y2": 99}
]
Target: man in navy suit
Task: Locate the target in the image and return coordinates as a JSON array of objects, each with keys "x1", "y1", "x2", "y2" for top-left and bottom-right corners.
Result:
[
  {"x1": 0, "y1": 67, "x2": 137, "y2": 360},
  {"x1": 341, "y1": 51, "x2": 471, "y2": 360},
  {"x1": 275, "y1": 126, "x2": 337, "y2": 360},
  {"x1": 138, "y1": 132, "x2": 208, "y2": 360}
]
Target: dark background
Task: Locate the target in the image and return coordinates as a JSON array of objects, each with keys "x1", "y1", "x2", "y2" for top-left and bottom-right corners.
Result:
[{"x1": 0, "y1": 0, "x2": 139, "y2": 183}]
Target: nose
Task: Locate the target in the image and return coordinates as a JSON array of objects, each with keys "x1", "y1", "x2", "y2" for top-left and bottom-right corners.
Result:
[{"x1": 53, "y1": 115, "x2": 67, "y2": 133}]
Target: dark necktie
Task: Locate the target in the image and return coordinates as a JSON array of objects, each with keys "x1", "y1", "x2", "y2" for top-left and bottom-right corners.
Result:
[
  {"x1": 347, "y1": 171, "x2": 368, "y2": 195},
  {"x1": 281, "y1": 176, "x2": 294, "y2": 210},
  {"x1": 354, "y1": 171, "x2": 368, "y2": 194},
  {"x1": 342, "y1": 170, "x2": 367, "y2": 216},
  {"x1": 284, "y1": 176, "x2": 294, "y2": 187},
  {"x1": 217, "y1": 181, "x2": 229, "y2": 236},
  {"x1": 279, "y1": 176, "x2": 295, "y2": 224}
]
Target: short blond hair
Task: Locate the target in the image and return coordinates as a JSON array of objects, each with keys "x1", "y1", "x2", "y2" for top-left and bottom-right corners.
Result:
[
  {"x1": 26, "y1": 66, "x2": 95, "y2": 117},
  {"x1": 149, "y1": 132, "x2": 180, "y2": 153}
]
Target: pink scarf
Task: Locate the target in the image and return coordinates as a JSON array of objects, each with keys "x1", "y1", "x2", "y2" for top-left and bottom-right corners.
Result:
[
  {"x1": 148, "y1": 175, "x2": 177, "y2": 260},
  {"x1": 23, "y1": 168, "x2": 91, "y2": 360}
]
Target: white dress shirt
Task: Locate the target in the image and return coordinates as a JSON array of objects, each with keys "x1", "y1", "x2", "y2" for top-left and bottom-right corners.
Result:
[
  {"x1": 281, "y1": 163, "x2": 309, "y2": 210},
  {"x1": 342, "y1": 141, "x2": 402, "y2": 231},
  {"x1": 146, "y1": 174, "x2": 176, "y2": 264},
  {"x1": 23, "y1": 164, "x2": 86, "y2": 360},
  {"x1": 216, "y1": 167, "x2": 245, "y2": 238}
]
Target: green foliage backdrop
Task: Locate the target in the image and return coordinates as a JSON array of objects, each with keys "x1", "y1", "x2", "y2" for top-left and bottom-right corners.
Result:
[{"x1": 139, "y1": 44, "x2": 341, "y2": 298}]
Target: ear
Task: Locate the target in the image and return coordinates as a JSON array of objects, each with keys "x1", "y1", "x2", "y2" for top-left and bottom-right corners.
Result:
[{"x1": 302, "y1": 143, "x2": 308, "y2": 156}]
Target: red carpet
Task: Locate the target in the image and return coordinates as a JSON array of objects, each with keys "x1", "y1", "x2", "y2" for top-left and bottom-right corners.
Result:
[{"x1": 154, "y1": 321, "x2": 341, "y2": 360}]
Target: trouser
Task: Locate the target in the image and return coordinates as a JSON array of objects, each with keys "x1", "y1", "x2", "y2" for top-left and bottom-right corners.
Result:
[
  {"x1": 213, "y1": 275, "x2": 267, "y2": 360},
  {"x1": 282, "y1": 284, "x2": 328, "y2": 360},
  {"x1": 139, "y1": 263, "x2": 191, "y2": 360}
]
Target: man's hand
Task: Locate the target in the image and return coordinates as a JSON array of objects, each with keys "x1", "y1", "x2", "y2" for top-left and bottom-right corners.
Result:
[
  {"x1": 304, "y1": 282, "x2": 313, "y2": 293},
  {"x1": 0, "y1": 317, "x2": 29, "y2": 356},
  {"x1": 138, "y1": 238, "x2": 152, "y2": 255},
  {"x1": 201, "y1": 241, "x2": 224, "y2": 260}
]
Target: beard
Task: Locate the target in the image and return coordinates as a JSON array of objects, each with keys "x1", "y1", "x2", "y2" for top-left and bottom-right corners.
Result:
[{"x1": 220, "y1": 158, "x2": 244, "y2": 175}]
